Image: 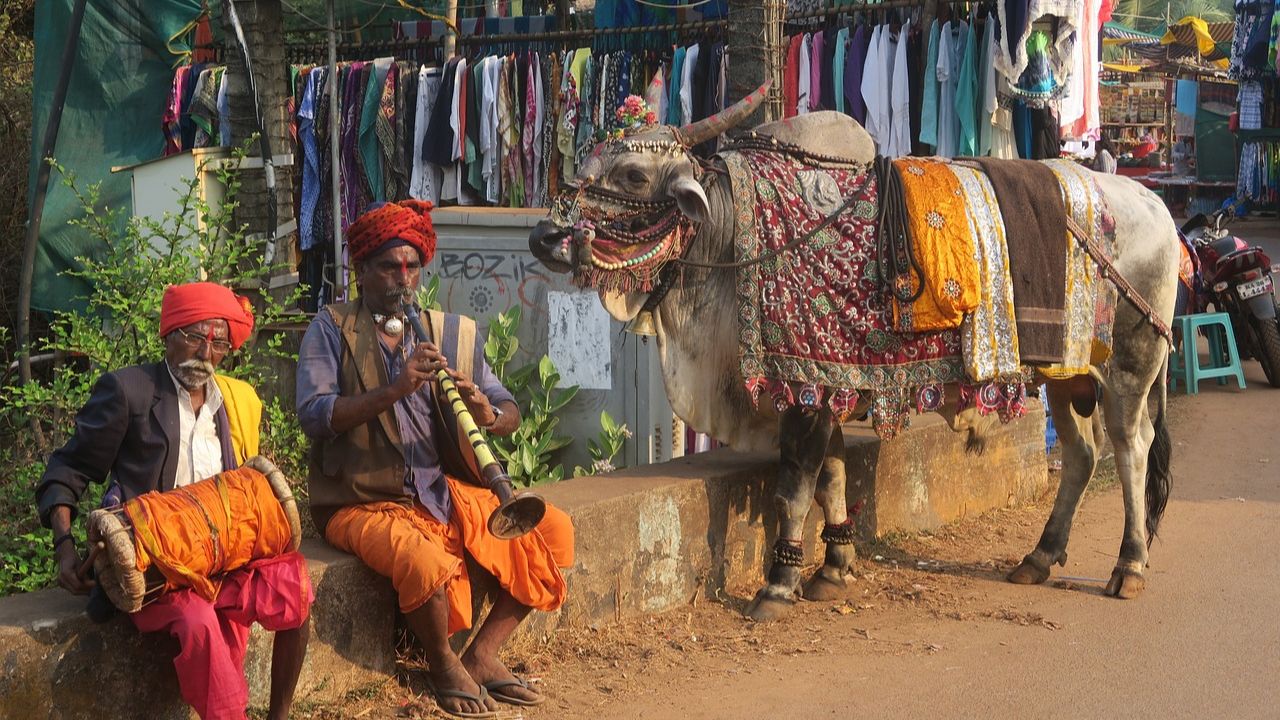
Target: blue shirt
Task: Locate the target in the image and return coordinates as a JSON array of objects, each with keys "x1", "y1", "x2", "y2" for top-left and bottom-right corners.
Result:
[
  {"x1": 298, "y1": 69, "x2": 323, "y2": 251},
  {"x1": 296, "y1": 309, "x2": 515, "y2": 523}
]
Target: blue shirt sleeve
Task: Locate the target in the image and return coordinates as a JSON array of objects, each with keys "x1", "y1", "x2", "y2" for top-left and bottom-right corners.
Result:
[{"x1": 296, "y1": 311, "x2": 343, "y2": 440}]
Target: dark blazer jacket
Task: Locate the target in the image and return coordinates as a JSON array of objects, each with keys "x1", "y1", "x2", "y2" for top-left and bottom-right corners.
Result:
[{"x1": 35, "y1": 361, "x2": 236, "y2": 528}]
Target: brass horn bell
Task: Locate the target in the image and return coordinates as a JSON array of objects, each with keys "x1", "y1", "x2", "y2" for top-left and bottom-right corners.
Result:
[{"x1": 625, "y1": 310, "x2": 658, "y2": 336}]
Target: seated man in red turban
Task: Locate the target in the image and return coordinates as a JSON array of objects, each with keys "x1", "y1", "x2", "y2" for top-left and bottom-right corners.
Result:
[
  {"x1": 35, "y1": 281, "x2": 312, "y2": 720},
  {"x1": 297, "y1": 201, "x2": 575, "y2": 718}
]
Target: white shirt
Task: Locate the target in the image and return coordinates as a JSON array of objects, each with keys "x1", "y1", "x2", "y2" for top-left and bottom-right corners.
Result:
[
  {"x1": 860, "y1": 26, "x2": 882, "y2": 147},
  {"x1": 532, "y1": 57, "x2": 545, "y2": 205},
  {"x1": 166, "y1": 365, "x2": 225, "y2": 489},
  {"x1": 411, "y1": 66, "x2": 443, "y2": 203},
  {"x1": 681, "y1": 43, "x2": 700, "y2": 126},
  {"x1": 481, "y1": 56, "x2": 500, "y2": 205},
  {"x1": 797, "y1": 34, "x2": 812, "y2": 116},
  {"x1": 879, "y1": 24, "x2": 898, "y2": 155},
  {"x1": 890, "y1": 20, "x2": 912, "y2": 158}
]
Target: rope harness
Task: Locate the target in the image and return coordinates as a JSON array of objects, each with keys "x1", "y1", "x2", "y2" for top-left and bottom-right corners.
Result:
[{"x1": 1064, "y1": 213, "x2": 1174, "y2": 347}]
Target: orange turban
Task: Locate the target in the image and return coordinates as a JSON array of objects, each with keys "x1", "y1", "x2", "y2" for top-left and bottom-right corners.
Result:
[
  {"x1": 347, "y1": 200, "x2": 438, "y2": 264},
  {"x1": 159, "y1": 282, "x2": 256, "y2": 350}
]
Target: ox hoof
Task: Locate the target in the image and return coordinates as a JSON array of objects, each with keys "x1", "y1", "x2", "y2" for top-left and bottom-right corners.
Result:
[
  {"x1": 745, "y1": 590, "x2": 795, "y2": 622},
  {"x1": 1007, "y1": 557, "x2": 1051, "y2": 585},
  {"x1": 1104, "y1": 568, "x2": 1146, "y2": 599},
  {"x1": 802, "y1": 572, "x2": 848, "y2": 601}
]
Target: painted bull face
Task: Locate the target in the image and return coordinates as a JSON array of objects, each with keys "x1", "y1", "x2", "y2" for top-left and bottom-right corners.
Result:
[{"x1": 528, "y1": 84, "x2": 770, "y2": 287}]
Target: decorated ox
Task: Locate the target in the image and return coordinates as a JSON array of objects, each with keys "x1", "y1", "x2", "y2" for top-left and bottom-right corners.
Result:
[{"x1": 529, "y1": 86, "x2": 1178, "y2": 621}]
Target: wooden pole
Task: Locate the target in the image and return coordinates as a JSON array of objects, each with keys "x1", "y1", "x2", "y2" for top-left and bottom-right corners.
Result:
[
  {"x1": 443, "y1": 0, "x2": 458, "y2": 58},
  {"x1": 328, "y1": 0, "x2": 343, "y2": 302},
  {"x1": 18, "y1": 0, "x2": 88, "y2": 396}
]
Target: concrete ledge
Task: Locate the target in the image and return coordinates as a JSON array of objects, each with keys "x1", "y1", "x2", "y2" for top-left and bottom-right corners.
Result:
[
  {"x1": 0, "y1": 542, "x2": 395, "y2": 719},
  {"x1": 0, "y1": 405, "x2": 1046, "y2": 717}
]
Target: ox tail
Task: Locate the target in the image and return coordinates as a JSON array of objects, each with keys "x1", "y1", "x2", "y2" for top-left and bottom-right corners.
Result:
[{"x1": 1145, "y1": 355, "x2": 1172, "y2": 546}]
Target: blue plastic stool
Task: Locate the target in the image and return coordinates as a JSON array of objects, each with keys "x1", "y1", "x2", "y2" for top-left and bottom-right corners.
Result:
[{"x1": 1169, "y1": 312, "x2": 1247, "y2": 394}]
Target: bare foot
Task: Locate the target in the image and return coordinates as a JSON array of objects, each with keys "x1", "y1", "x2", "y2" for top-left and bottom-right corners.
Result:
[
  {"x1": 461, "y1": 650, "x2": 543, "y2": 705},
  {"x1": 429, "y1": 657, "x2": 496, "y2": 716}
]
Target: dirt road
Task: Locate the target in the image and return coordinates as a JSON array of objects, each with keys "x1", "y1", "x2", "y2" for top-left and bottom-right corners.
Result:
[{"x1": 304, "y1": 339, "x2": 1280, "y2": 720}]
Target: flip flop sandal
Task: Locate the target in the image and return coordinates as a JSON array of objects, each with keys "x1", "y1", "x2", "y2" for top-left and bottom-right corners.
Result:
[
  {"x1": 425, "y1": 680, "x2": 500, "y2": 719},
  {"x1": 483, "y1": 677, "x2": 547, "y2": 707}
]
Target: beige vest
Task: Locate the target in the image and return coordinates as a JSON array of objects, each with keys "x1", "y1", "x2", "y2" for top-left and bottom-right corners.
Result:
[{"x1": 307, "y1": 301, "x2": 486, "y2": 532}]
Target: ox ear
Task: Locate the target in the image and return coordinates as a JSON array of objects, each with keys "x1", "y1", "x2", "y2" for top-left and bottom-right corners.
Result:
[{"x1": 670, "y1": 174, "x2": 710, "y2": 225}]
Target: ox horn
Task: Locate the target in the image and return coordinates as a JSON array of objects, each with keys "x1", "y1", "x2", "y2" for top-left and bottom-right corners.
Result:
[{"x1": 677, "y1": 80, "x2": 772, "y2": 147}]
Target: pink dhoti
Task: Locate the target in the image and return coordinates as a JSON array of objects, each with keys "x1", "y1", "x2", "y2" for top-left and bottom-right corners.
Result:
[{"x1": 129, "y1": 551, "x2": 313, "y2": 720}]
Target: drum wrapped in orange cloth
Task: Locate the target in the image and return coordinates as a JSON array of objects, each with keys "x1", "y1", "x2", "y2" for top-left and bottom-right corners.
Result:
[{"x1": 86, "y1": 456, "x2": 302, "y2": 613}]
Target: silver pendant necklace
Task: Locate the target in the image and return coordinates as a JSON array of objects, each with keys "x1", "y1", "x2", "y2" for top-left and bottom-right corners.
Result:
[{"x1": 373, "y1": 313, "x2": 404, "y2": 336}]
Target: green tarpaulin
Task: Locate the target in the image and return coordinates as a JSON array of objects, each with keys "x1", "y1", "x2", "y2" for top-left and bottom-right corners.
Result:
[{"x1": 31, "y1": 0, "x2": 203, "y2": 312}]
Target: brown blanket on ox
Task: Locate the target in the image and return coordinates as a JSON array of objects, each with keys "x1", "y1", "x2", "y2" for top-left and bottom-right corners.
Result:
[{"x1": 973, "y1": 158, "x2": 1067, "y2": 364}]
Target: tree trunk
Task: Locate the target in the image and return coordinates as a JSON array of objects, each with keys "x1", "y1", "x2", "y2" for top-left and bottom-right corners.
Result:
[
  {"x1": 727, "y1": 0, "x2": 783, "y2": 127},
  {"x1": 221, "y1": 0, "x2": 294, "y2": 253}
]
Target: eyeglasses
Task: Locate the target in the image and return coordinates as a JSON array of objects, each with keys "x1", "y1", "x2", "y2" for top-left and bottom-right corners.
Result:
[{"x1": 173, "y1": 327, "x2": 233, "y2": 355}]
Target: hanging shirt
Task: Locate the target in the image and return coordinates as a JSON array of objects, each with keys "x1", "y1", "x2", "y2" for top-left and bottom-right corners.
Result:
[
  {"x1": 919, "y1": 19, "x2": 941, "y2": 148},
  {"x1": 955, "y1": 18, "x2": 979, "y2": 157},
  {"x1": 845, "y1": 23, "x2": 869, "y2": 123},
  {"x1": 809, "y1": 31, "x2": 824, "y2": 112},
  {"x1": 668, "y1": 46, "x2": 686, "y2": 124},
  {"x1": 834, "y1": 27, "x2": 849, "y2": 114},
  {"x1": 479, "y1": 57, "x2": 500, "y2": 205},
  {"x1": 411, "y1": 66, "x2": 443, "y2": 204},
  {"x1": 1065, "y1": 0, "x2": 1102, "y2": 139},
  {"x1": 681, "y1": 43, "x2": 701, "y2": 125},
  {"x1": 876, "y1": 24, "x2": 897, "y2": 156},
  {"x1": 298, "y1": 69, "x2": 322, "y2": 252},
  {"x1": 798, "y1": 34, "x2": 812, "y2": 116},
  {"x1": 935, "y1": 20, "x2": 967, "y2": 158},
  {"x1": 359, "y1": 58, "x2": 392, "y2": 203},
  {"x1": 890, "y1": 20, "x2": 913, "y2": 159},
  {"x1": 978, "y1": 18, "x2": 999, "y2": 156},
  {"x1": 531, "y1": 55, "x2": 546, "y2": 206},
  {"x1": 784, "y1": 34, "x2": 803, "y2": 118},
  {"x1": 860, "y1": 26, "x2": 882, "y2": 144},
  {"x1": 217, "y1": 69, "x2": 231, "y2": 147}
]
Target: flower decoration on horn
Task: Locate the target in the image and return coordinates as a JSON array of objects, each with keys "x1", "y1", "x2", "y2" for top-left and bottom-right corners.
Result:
[{"x1": 606, "y1": 95, "x2": 659, "y2": 140}]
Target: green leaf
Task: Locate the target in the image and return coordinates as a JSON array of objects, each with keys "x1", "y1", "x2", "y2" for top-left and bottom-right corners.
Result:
[
  {"x1": 537, "y1": 356, "x2": 557, "y2": 387},
  {"x1": 547, "y1": 387, "x2": 579, "y2": 413},
  {"x1": 544, "y1": 436, "x2": 573, "y2": 452}
]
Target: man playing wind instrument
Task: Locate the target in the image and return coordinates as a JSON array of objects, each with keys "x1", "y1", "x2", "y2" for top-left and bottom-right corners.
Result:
[{"x1": 296, "y1": 200, "x2": 574, "y2": 718}]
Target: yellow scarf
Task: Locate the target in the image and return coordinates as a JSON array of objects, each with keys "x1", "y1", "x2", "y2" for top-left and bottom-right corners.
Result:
[
  {"x1": 892, "y1": 158, "x2": 982, "y2": 332},
  {"x1": 213, "y1": 374, "x2": 261, "y2": 464}
]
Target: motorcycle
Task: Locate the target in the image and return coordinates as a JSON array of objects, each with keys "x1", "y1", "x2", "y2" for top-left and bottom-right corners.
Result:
[{"x1": 1179, "y1": 206, "x2": 1280, "y2": 387}]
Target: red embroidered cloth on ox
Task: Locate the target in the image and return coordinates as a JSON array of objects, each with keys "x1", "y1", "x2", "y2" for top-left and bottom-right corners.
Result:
[{"x1": 724, "y1": 149, "x2": 968, "y2": 438}]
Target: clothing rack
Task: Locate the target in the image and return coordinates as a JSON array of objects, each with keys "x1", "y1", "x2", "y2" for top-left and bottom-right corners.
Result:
[
  {"x1": 284, "y1": 38, "x2": 439, "y2": 64},
  {"x1": 455, "y1": 17, "x2": 729, "y2": 45},
  {"x1": 785, "y1": 0, "x2": 975, "y2": 23}
]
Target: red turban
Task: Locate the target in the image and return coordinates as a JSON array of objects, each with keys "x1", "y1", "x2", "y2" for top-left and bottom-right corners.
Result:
[
  {"x1": 159, "y1": 282, "x2": 256, "y2": 350},
  {"x1": 347, "y1": 200, "x2": 438, "y2": 264}
]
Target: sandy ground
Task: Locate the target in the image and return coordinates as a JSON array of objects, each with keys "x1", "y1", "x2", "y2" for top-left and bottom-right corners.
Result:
[{"x1": 282, "y1": 219, "x2": 1280, "y2": 720}]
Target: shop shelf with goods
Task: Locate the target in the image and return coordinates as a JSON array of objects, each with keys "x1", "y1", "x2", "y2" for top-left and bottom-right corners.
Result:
[{"x1": 1100, "y1": 78, "x2": 1170, "y2": 173}]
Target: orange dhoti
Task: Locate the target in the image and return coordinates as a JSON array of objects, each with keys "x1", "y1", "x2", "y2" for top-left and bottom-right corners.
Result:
[{"x1": 323, "y1": 477, "x2": 574, "y2": 634}]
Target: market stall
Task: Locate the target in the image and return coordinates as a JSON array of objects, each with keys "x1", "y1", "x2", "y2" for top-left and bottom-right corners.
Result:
[{"x1": 1101, "y1": 16, "x2": 1237, "y2": 216}]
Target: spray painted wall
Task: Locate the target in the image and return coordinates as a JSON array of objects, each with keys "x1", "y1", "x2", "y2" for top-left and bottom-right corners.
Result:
[{"x1": 430, "y1": 208, "x2": 677, "y2": 472}]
